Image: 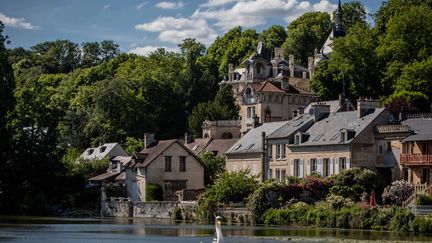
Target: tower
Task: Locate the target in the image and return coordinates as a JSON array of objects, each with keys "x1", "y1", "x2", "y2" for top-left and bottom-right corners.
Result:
[{"x1": 334, "y1": 0, "x2": 346, "y2": 37}]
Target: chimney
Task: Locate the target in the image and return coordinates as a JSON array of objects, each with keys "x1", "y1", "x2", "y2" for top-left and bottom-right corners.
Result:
[
  {"x1": 184, "y1": 132, "x2": 193, "y2": 145},
  {"x1": 302, "y1": 71, "x2": 307, "y2": 79},
  {"x1": 228, "y1": 63, "x2": 234, "y2": 81},
  {"x1": 357, "y1": 98, "x2": 380, "y2": 118},
  {"x1": 289, "y1": 54, "x2": 295, "y2": 77},
  {"x1": 143, "y1": 133, "x2": 155, "y2": 149},
  {"x1": 274, "y1": 47, "x2": 284, "y2": 61},
  {"x1": 310, "y1": 103, "x2": 331, "y2": 121}
]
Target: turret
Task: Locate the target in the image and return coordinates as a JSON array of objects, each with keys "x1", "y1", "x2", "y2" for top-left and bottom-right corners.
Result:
[{"x1": 334, "y1": 0, "x2": 346, "y2": 37}]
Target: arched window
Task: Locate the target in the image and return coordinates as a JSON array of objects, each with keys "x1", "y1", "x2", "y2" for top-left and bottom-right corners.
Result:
[{"x1": 222, "y1": 132, "x2": 233, "y2": 139}]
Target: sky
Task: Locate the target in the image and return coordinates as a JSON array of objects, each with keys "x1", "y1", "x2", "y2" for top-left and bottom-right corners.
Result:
[{"x1": 0, "y1": 0, "x2": 384, "y2": 55}]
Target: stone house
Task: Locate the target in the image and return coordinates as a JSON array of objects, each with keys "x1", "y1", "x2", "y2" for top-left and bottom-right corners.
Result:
[
  {"x1": 125, "y1": 134, "x2": 204, "y2": 201},
  {"x1": 78, "y1": 143, "x2": 128, "y2": 162},
  {"x1": 202, "y1": 120, "x2": 241, "y2": 139}
]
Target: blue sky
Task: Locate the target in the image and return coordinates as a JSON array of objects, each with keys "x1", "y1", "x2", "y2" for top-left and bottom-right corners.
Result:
[{"x1": 1, "y1": 0, "x2": 383, "y2": 55}]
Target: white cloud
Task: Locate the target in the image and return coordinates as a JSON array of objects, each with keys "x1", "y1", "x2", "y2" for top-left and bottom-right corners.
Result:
[
  {"x1": 194, "y1": 0, "x2": 337, "y2": 30},
  {"x1": 128, "y1": 45, "x2": 179, "y2": 56},
  {"x1": 102, "y1": 4, "x2": 110, "y2": 11},
  {"x1": 0, "y1": 12, "x2": 39, "y2": 30},
  {"x1": 199, "y1": 0, "x2": 236, "y2": 7},
  {"x1": 135, "y1": 16, "x2": 218, "y2": 44},
  {"x1": 136, "y1": 1, "x2": 148, "y2": 10},
  {"x1": 155, "y1": 1, "x2": 185, "y2": 9}
]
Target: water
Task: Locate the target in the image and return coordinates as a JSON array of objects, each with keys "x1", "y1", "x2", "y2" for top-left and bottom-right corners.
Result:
[{"x1": 0, "y1": 216, "x2": 430, "y2": 243}]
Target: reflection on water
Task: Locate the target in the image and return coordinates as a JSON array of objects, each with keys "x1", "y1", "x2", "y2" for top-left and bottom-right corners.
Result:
[{"x1": 0, "y1": 216, "x2": 430, "y2": 243}]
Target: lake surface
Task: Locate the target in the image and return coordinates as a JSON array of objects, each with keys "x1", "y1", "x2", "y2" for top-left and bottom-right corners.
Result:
[{"x1": 0, "y1": 216, "x2": 431, "y2": 243}]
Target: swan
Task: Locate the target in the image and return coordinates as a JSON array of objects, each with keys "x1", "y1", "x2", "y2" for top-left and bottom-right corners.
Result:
[{"x1": 212, "y1": 215, "x2": 224, "y2": 243}]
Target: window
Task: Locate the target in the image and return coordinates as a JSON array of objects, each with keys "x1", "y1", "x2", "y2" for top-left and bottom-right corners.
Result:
[
  {"x1": 269, "y1": 169, "x2": 273, "y2": 178},
  {"x1": 281, "y1": 169, "x2": 286, "y2": 181},
  {"x1": 179, "y1": 156, "x2": 186, "y2": 172},
  {"x1": 268, "y1": 145, "x2": 273, "y2": 160},
  {"x1": 323, "y1": 158, "x2": 330, "y2": 176},
  {"x1": 234, "y1": 144, "x2": 241, "y2": 150},
  {"x1": 192, "y1": 145, "x2": 199, "y2": 151},
  {"x1": 378, "y1": 145, "x2": 383, "y2": 154},
  {"x1": 276, "y1": 169, "x2": 281, "y2": 181},
  {"x1": 246, "y1": 144, "x2": 254, "y2": 150},
  {"x1": 99, "y1": 146, "x2": 107, "y2": 153},
  {"x1": 340, "y1": 157, "x2": 346, "y2": 171},
  {"x1": 87, "y1": 149, "x2": 94, "y2": 155},
  {"x1": 276, "y1": 145, "x2": 281, "y2": 159},
  {"x1": 340, "y1": 131, "x2": 346, "y2": 142},
  {"x1": 247, "y1": 106, "x2": 256, "y2": 118},
  {"x1": 387, "y1": 142, "x2": 392, "y2": 152},
  {"x1": 281, "y1": 144, "x2": 286, "y2": 159},
  {"x1": 165, "y1": 156, "x2": 172, "y2": 172},
  {"x1": 296, "y1": 160, "x2": 302, "y2": 177},
  {"x1": 294, "y1": 135, "x2": 300, "y2": 145},
  {"x1": 310, "y1": 159, "x2": 317, "y2": 173}
]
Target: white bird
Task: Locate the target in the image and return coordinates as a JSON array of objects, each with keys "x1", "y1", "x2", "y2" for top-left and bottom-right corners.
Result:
[{"x1": 212, "y1": 215, "x2": 224, "y2": 243}]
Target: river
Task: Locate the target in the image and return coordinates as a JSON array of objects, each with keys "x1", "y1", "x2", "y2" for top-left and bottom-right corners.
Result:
[{"x1": 0, "y1": 216, "x2": 430, "y2": 242}]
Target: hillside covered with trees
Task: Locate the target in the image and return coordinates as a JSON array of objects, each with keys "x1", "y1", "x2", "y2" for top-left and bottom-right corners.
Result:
[{"x1": 0, "y1": 0, "x2": 431, "y2": 214}]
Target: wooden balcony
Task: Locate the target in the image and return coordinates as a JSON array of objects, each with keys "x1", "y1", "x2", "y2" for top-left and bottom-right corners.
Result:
[{"x1": 400, "y1": 154, "x2": 432, "y2": 165}]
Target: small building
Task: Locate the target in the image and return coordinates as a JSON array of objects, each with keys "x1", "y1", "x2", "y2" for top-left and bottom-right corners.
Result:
[
  {"x1": 126, "y1": 134, "x2": 204, "y2": 201},
  {"x1": 202, "y1": 120, "x2": 241, "y2": 139},
  {"x1": 184, "y1": 134, "x2": 239, "y2": 157},
  {"x1": 78, "y1": 143, "x2": 128, "y2": 162},
  {"x1": 400, "y1": 115, "x2": 432, "y2": 185}
]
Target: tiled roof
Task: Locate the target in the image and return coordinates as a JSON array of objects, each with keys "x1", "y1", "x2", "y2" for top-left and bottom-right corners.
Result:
[
  {"x1": 249, "y1": 81, "x2": 313, "y2": 95},
  {"x1": 226, "y1": 121, "x2": 288, "y2": 154},
  {"x1": 88, "y1": 171, "x2": 120, "y2": 182},
  {"x1": 292, "y1": 108, "x2": 386, "y2": 147},
  {"x1": 401, "y1": 118, "x2": 432, "y2": 142}
]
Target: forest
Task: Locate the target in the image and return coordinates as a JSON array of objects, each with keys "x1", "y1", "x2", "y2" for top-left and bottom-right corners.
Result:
[{"x1": 0, "y1": 0, "x2": 431, "y2": 214}]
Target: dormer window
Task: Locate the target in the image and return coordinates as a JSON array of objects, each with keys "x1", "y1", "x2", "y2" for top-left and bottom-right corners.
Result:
[
  {"x1": 87, "y1": 149, "x2": 94, "y2": 155},
  {"x1": 340, "y1": 131, "x2": 346, "y2": 142},
  {"x1": 294, "y1": 134, "x2": 301, "y2": 145},
  {"x1": 234, "y1": 144, "x2": 241, "y2": 150},
  {"x1": 99, "y1": 146, "x2": 107, "y2": 153}
]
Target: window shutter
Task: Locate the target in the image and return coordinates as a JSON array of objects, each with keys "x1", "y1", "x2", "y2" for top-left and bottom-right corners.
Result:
[
  {"x1": 346, "y1": 158, "x2": 351, "y2": 169},
  {"x1": 335, "y1": 158, "x2": 340, "y2": 175},
  {"x1": 299, "y1": 159, "x2": 304, "y2": 178},
  {"x1": 318, "y1": 159, "x2": 323, "y2": 176},
  {"x1": 329, "y1": 158, "x2": 334, "y2": 176},
  {"x1": 306, "y1": 159, "x2": 310, "y2": 176},
  {"x1": 290, "y1": 160, "x2": 294, "y2": 176}
]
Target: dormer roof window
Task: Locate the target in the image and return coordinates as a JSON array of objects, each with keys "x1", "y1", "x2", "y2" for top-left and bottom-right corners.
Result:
[
  {"x1": 88, "y1": 149, "x2": 94, "y2": 155},
  {"x1": 99, "y1": 146, "x2": 107, "y2": 153}
]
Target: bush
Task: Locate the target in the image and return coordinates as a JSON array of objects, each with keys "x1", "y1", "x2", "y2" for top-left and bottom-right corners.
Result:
[
  {"x1": 382, "y1": 180, "x2": 413, "y2": 205},
  {"x1": 146, "y1": 183, "x2": 163, "y2": 201},
  {"x1": 389, "y1": 207, "x2": 414, "y2": 232},
  {"x1": 412, "y1": 216, "x2": 432, "y2": 233},
  {"x1": 333, "y1": 168, "x2": 384, "y2": 201},
  {"x1": 326, "y1": 194, "x2": 355, "y2": 210},
  {"x1": 329, "y1": 185, "x2": 358, "y2": 200},
  {"x1": 416, "y1": 194, "x2": 432, "y2": 205}
]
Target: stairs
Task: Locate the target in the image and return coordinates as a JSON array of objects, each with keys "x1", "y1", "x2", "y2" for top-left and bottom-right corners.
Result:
[{"x1": 403, "y1": 183, "x2": 432, "y2": 207}]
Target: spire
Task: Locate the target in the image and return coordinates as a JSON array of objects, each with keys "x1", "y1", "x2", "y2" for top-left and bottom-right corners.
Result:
[{"x1": 334, "y1": 0, "x2": 345, "y2": 37}]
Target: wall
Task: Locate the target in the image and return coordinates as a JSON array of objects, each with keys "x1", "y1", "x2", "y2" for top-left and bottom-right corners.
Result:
[
  {"x1": 101, "y1": 201, "x2": 132, "y2": 217},
  {"x1": 226, "y1": 152, "x2": 263, "y2": 180},
  {"x1": 145, "y1": 142, "x2": 204, "y2": 200},
  {"x1": 133, "y1": 201, "x2": 178, "y2": 218}
]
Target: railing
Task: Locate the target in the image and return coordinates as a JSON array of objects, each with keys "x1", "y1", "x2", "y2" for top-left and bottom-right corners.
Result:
[
  {"x1": 375, "y1": 125, "x2": 410, "y2": 133},
  {"x1": 403, "y1": 183, "x2": 432, "y2": 207},
  {"x1": 400, "y1": 154, "x2": 432, "y2": 165},
  {"x1": 407, "y1": 113, "x2": 432, "y2": 119}
]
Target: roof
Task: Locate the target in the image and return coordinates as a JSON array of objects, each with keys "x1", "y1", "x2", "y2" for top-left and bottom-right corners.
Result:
[
  {"x1": 304, "y1": 100, "x2": 351, "y2": 114},
  {"x1": 185, "y1": 138, "x2": 212, "y2": 155},
  {"x1": 226, "y1": 121, "x2": 288, "y2": 154},
  {"x1": 79, "y1": 143, "x2": 127, "y2": 161},
  {"x1": 133, "y1": 139, "x2": 203, "y2": 168},
  {"x1": 205, "y1": 139, "x2": 239, "y2": 156},
  {"x1": 267, "y1": 114, "x2": 314, "y2": 139},
  {"x1": 115, "y1": 172, "x2": 126, "y2": 181},
  {"x1": 111, "y1": 156, "x2": 132, "y2": 165},
  {"x1": 321, "y1": 30, "x2": 334, "y2": 56},
  {"x1": 134, "y1": 139, "x2": 177, "y2": 168},
  {"x1": 401, "y1": 118, "x2": 432, "y2": 142},
  {"x1": 88, "y1": 171, "x2": 120, "y2": 182},
  {"x1": 249, "y1": 81, "x2": 313, "y2": 95},
  {"x1": 291, "y1": 108, "x2": 386, "y2": 147}
]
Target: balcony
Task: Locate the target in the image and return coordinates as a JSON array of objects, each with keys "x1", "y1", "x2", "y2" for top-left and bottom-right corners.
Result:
[{"x1": 400, "y1": 154, "x2": 432, "y2": 165}]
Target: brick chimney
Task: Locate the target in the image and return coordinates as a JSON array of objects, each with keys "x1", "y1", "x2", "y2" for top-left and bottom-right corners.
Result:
[
  {"x1": 143, "y1": 133, "x2": 155, "y2": 149},
  {"x1": 357, "y1": 97, "x2": 380, "y2": 118},
  {"x1": 184, "y1": 132, "x2": 193, "y2": 145}
]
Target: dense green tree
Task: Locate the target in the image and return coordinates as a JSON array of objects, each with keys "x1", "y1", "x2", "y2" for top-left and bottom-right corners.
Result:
[
  {"x1": 81, "y1": 42, "x2": 102, "y2": 68},
  {"x1": 31, "y1": 40, "x2": 81, "y2": 73},
  {"x1": 200, "y1": 151, "x2": 226, "y2": 186},
  {"x1": 394, "y1": 57, "x2": 432, "y2": 101},
  {"x1": 0, "y1": 22, "x2": 16, "y2": 210},
  {"x1": 100, "y1": 40, "x2": 120, "y2": 61},
  {"x1": 335, "y1": 1, "x2": 367, "y2": 32},
  {"x1": 282, "y1": 12, "x2": 332, "y2": 66},
  {"x1": 257, "y1": 25, "x2": 287, "y2": 57},
  {"x1": 311, "y1": 23, "x2": 380, "y2": 99}
]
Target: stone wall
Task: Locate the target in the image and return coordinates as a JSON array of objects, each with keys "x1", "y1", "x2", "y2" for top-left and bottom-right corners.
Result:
[
  {"x1": 219, "y1": 208, "x2": 253, "y2": 224},
  {"x1": 133, "y1": 201, "x2": 178, "y2": 218},
  {"x1": 101, "y1": 201, "x2": 132, "y2": 217}
]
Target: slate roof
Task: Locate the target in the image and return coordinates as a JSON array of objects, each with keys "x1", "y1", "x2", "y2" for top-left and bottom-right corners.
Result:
[
  {"x1": 185, "y1": 138, "x2": 212, "y2": 155},
  {"x1": 249, "y1": 81, "x2": 312, "y2": 95},
  {"x1": 291, "y1": 108, "x2": 386, "y2": 147},
  {"x1": 134, "y1": 139, "x2": 177, "y2": 168},
  {"x1": 401, "y1": 118, "x2": 432, "y2": 142},
  {"x1": 88, "y1": 171, "x2": 120, "y2": 182},
  {"x1": 267, "y1": 114, "x2": 315, "y2": 139},
  {"x1": 226, "y1": 121, "x2": 288, "y2": 154},
  {"x1": 305, "y1": 100, "x2": 343, "y2": 114},
  {"x1": 80, "y1": 143, "x2": 127, "y2": 161},
  {"x1": 205, "y1": 139, "x2": 239, "y2": 156}
]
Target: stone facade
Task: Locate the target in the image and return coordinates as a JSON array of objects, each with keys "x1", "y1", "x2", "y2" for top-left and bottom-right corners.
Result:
[{"x1": 202, "y1": 120, "x2": 241, "y2": 139}]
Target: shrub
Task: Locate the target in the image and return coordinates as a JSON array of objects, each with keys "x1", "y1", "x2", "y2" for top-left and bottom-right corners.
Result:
[
  {"x1": 412, "y1": 216, "x2": 432, "y2": 233},
  {"x1": 326, "y1": 194, "x2": 355, "y2": 210},
  {"x1": 389, "y1": 207, "x2": 414, "y2": 232},
  {"x1": 382, "y1": 180, "x2": 414, "y2": 205},
  {"x1": 329, "y1": 185, "x2": 358, "y2": 200},
  {"x1": 262, "y1": 208, "x2": 290, "y2": 225},
  {"x1": 146, "y1": 183, "x2": 163, "y2": 201},
  {"x1": 334, "y1": 168, "x2": 384, "y2": 200},
  {"x1": 416, "y1": 194, "x2": 432, "y2": 205}
]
